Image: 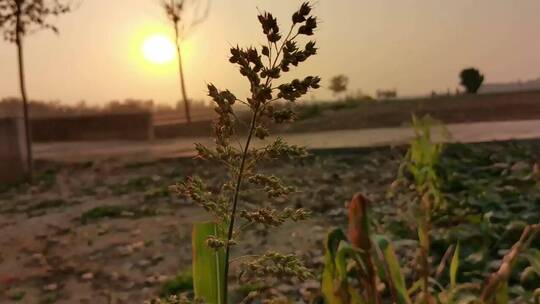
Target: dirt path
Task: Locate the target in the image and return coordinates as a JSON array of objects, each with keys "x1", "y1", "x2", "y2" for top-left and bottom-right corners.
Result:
[{"x1": 35, "y1": 120, "x2": 540, "y2": 162}]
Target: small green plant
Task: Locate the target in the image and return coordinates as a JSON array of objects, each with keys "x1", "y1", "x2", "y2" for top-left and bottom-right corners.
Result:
[
  {"x1": 7, "y1": 290, "x2": 26, "y2": 301},
  {"x1": 80, "y1": 205, "x2": 156, "y2": 224},
  {"x1": 321, "y1": 116, "x2": 540, "y2": 304},
  {"x1": 160, "y1": 272, "x2": 194, "y2": 298},
  {"x1": 171, "y1": 2, "x2": 320, "y2": 303}
]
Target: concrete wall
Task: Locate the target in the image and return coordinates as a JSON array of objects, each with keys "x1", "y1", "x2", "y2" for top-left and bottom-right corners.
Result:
[
  {"x1": 0, "y1": 118, "x2": 28, "y2": 183},
  {"x1": 31, "y1": 112, "x2": 154, "y2": 142}
]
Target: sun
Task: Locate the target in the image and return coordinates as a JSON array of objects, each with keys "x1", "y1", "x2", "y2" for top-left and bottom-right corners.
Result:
[{"x1": 141, "y1": 35, "x2": 176, "y2": 64}]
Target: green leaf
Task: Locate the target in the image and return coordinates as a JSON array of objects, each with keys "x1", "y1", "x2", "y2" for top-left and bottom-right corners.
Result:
[
  {"x1": 335, "y1": 244, "x2": 354, "y2": 281},
  {"x1": 192, "y1": 222, "x2": 225, "y2": 304},
  {"x1": 494, "y1": 281, "x2": 509, "y2": 304},
  {"x1": 321, "y1": 228, "x2": 348, "y2": 304},
  {"x1": 373, "y1": 234, "x2": 412, "y2": 304},
  {"x1": 450, "y1": 242, "x2": 460, "y2": 289},
  {"x1": 523, "y1": 249, "x2": 540, "y2": 277}
]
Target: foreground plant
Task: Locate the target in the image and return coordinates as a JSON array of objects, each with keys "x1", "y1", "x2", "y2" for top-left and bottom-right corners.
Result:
[
  {"x1": 171, "y1": 2, "x2": 320, "y2": 303},
  {"x1": 321, "y1": 117, "x2": 540, "y2": 304}
]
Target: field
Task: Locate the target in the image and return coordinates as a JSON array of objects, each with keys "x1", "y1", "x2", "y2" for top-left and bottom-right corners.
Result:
[
  {"x1": 155, "y1": 90, "x2": 540, "y2": 139},
  {"x1": 1, "y1": 139, "x2": 540, "y2": 303}
]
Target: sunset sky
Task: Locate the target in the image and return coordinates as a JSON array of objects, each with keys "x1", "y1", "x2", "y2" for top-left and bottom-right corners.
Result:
[{"x1": 1, "y1": 0, "x2": 540, "y2": 106}]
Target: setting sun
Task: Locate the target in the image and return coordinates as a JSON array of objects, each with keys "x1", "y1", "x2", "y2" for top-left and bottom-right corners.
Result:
[{"x1": 141, "y1": 35, "x2": 176, "y2": 64}]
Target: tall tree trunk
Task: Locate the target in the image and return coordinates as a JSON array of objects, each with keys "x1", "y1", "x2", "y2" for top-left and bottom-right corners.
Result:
[
  {"x1": 15, "y1": 3, "x2": 33, "y2": 182},
  {"x1": 175, "y1": 24, "x2": 191, "y2": 124}
]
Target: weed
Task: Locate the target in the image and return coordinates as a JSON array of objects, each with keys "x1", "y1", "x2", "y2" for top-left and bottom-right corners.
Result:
[
  {"x1": 321, "y1": 116, "x2": 540, "y2": 303},
  {"x1": 25, "y1": 198, "x2": 77, "y2": 217},
  {"x1": 80, "y1": 205, "x2": 156, "y2": 224},
  {"x1": 110, "y1": 176, "x2": 156, "y2": 195},
  {"x1": 8, "y1": 290, "x2": 26, "y2": 301},
  {"x1": 160, "y1": 272, "x2": 194, "y2": 298},
  {"x1": 170, "y1": 2, "x2": 320, "y2": 302}
]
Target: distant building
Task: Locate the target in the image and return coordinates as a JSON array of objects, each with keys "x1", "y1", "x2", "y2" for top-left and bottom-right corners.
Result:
[{"x1": 376, "y1": 89, "x2": 397, "y2": 99}]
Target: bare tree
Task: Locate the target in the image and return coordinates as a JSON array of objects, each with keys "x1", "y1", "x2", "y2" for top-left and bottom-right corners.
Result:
[
  {"x1": 162, "y1": 0, "x2": 209, "y2": 124},
  {"x1": 0, "y1": 0, "x2": 72, "y2": 181}
]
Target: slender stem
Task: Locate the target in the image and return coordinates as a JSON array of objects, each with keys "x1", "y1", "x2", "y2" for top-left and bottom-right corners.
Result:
[
  {"x1": 221, "y1": 23, "x2": 295, "y2": 303},
  {"x1": 15, "y1": 2, "x2": 33, "y2": 182},
  {"x1": 222, "y1": 105, "x2": 260, "y2": 304},
  {"x1": 418, "y1": 194, "x2": 432, "y2": 303},
  {"x1": 270, "y1": 25, "x2": 296, "y2": 72}
]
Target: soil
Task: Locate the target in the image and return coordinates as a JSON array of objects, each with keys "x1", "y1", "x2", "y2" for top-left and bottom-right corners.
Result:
[
  {"x1": 0, "y1": 147, "x2": 403, "y2": 304},
  {"x1": 2, "y1": 139, "x2": 540, "y2": 303}
]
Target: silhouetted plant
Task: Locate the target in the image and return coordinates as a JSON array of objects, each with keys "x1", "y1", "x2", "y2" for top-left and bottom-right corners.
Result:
[
  {"x1": 460, "y1": 67, "x2": 484, "y2": 94},
  {"x1": 170, "y1": 2, "x2": 319, "y2": 303},
  {"x1": 162, "y1": 0, "x2": 210, "y2": 124},
  {"x1": 329, "y1": 74, "x2": 348, "y2": 98},
  {"x1": 0, "y1": 0, "x2": 72, "y2": 181}
]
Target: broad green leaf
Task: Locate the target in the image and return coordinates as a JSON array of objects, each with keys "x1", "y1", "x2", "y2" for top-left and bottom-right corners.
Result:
[
  {"x1": 520, "y1": 266, "x2": 538, "y2": 284},
  {"x1": 523, "y1": 249, "x2": 540, "y2": 277},
  {"x1": 192, "y1": 222, "x2": 225, "y2": 304},
  {"x1": 373, "y1": 234, "x2": 412, "y2": 304},
  {"x1": 494, "y1": 281, "x2": 509, "y2": 304},
  {"x1": 333, "y1": 241, "x2": 370, "y2": 304},
  {"x1": 335, "y1": 243, "x2": 355, "y2": 281},
  {"x1": 450, "y1": 242, "x2": 460, "y2": 289},
  {"x1": 321, "y1": 228, "x2": 348, "y2": 304}
]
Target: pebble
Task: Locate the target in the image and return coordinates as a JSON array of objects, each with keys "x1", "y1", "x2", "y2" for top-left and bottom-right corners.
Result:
[
  {"x1": 151, "y1": 253, "x2": 164, "y2": 262},
  {"x1": 81, "y1": 272, "x2": 94, "y2": 280},
  {"x1": 131, "y1": 241, "x2": 145, "y2": 250},
  {"x1": 121, "y1": 211, "x2": 135, "y2": 217},
  {"x1": 97, "y1": 227, "x2": 109, "y2": 235},
  {"x1": 109, "y1": 272, "x2": 120, "y2": 281},
  {"x1": 137, "y1": 259, "x2": 151, "y2": 268},
  {"x1": 118, "y1": 245, "x2": 134, "y2": 256},
  {"x1": 145, "y1": 274, "x2": 169, "y2": 285},
  {"x1": 43, "y1": 283, "x2": 58, "y2": 291}
]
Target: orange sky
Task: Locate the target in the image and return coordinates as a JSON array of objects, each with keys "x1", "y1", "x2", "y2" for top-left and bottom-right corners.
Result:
[{"x1": 1, "y1": 0, "x2": 540, "y2": 105}]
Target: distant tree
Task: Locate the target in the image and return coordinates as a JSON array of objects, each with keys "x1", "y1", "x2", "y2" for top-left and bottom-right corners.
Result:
[
  {"x1": 329, "y1": 74, "x2": 348, "y2": 98},
  {"x1": 460, "y1": 67, "x2": 484, "y2": 94},
  {"x1": 162, "y1": 0, "x2": 210, "y2": 124},
  {"x1": 0, "y1": 0, "x2": 72, "y2": 181}
]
